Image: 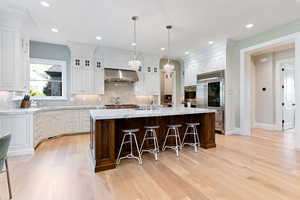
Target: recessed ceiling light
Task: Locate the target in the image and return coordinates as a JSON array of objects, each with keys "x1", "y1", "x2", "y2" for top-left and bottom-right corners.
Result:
[
  {"x1": 96, "y1": 36, "x2": 102, "y2": 40},
  {"x1": 131, "y1": 42, "x2": 136, "y2": 46},
  {"x1": 40, "y1": 1, "x2": 50, "y2": 7},
  {"x1": 245, "y1": 24, "x2": 254, "y2": 29},
  {"x1": 260, "y1": 58, "x2": 268, "y2": 63},
  {"x1": 161, "y1": 47, "x2": 165, "y2": 51},
  {"x1": 185, "y1": 51, "x2": 189, "y2": 55},
  {"x1": 209, "y1": 41, "x2": 214, "y2": 45},
  {"x1": 51, "y1": 28, "x2": 58, "y2": 33}
]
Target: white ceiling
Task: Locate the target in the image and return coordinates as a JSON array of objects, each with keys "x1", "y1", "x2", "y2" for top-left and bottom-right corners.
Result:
[{"x1": 1, "y1": 0, "x2": 300, "y2": 57}]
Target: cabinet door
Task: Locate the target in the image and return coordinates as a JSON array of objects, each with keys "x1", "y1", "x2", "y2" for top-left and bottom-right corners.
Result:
[
  {"x1": 19, "y1": 38, "x2": 30, "y2": 91},
  {"x1": 164, "y1": 72, "x2": 173, "y2": 95},
  {"x1": 94, "y1": 60, "x2": 104, "y2": 94},
  {"x1": 71, "y1": 57, "x2": 94, "y2": 94},
  {"x1": 184, "y1": 65, "x2": 198, "y2": 86},
  {"x1": 150, "y1": 67, "x2": 160, "y2": 95},
  {"x1": 134, "y1": 66, "x2": 145, "y2": 95},
  {"x1": 0, "y1": 30, "x2": 17, "y2": 90},
  {"x1": 80, "y1": 110, "x2": 91, "y2": 133},
  {"x1": 82, "y1": 58, "x2": 93, "y2": 93},
  {"x1": 0, "y1": 114, "x2": 33, "y2": 154},
  {"x1": 71, "y1": 57, "x2": 82, "y2": 93},
  {"x1": 62, "y1": 110, "x2": 80, "y2": 133}
]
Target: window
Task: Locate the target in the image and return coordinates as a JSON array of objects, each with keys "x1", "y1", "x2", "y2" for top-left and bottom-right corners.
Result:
[{"x1": 29, "y1": 58, "x2": 67, "y2": 99}]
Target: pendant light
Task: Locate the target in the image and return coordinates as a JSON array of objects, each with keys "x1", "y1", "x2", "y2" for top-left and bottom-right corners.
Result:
[
  {"x1": 163, "y1": 25, "x2": 175, "y2": 73},
  {"x1": 128, "y1": 16, "x2": 141, "y2": 70}
]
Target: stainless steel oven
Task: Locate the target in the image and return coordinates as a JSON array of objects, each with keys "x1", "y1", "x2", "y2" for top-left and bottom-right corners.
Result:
[{"x1": 196, "y1": 70, "x2": 225, "y2": 133}]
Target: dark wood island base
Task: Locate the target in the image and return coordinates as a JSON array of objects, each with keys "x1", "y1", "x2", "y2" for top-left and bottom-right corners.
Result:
[{"x1": 90, "y1": 112, "x2": 216, "y2": 172}]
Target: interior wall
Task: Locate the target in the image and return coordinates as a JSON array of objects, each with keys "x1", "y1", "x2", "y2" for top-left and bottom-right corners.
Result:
[
  {"x1": 251, "y1": 48, "x2": 295, "y2": 130},
  {"x1": 226, "y1": 19, "x2": 300, "y2": 133},
  {"x1": 252, "y1": 53, "x2": 275, "y2": 125}
]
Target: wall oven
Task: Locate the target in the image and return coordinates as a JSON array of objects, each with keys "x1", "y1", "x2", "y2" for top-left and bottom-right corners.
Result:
[
  {"x1": 196, "y1": 70, "x2": 225, "y2": 133},
  {"x1": 184, "y1": 85, "x2": 197, "y2": 107}
]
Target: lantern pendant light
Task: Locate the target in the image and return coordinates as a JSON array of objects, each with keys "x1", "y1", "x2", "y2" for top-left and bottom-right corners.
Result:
[
  {"x1": 128, "y1": 16, "x2": 141, "y2": 70},
  {"x1": 163, "y1": 25, "x2": 175, "y2": 73}
]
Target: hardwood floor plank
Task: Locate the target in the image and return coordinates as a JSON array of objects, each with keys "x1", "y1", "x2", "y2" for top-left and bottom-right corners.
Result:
[{"x1": 1, "y1": 129, "x2": 300, "y2": 200}]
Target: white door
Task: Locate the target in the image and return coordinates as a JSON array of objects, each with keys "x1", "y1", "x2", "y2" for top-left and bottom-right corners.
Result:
[{"x1": 281, "y1": 59, "x2": 296, "y2": 130}]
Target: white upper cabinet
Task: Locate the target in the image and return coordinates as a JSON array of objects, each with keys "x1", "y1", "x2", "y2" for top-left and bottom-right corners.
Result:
[
  {"x1": 0, "y1": 28, "x2": 29, "y2": 91},
  {"x1": 93, "y1": 59, "x2": 104, "y2": 94},
  {"x1": 68, "y1": 42, "x2": 104, "y2": 94},
  {"x1": 183, "y1": 42, "x2": 226, "y2": 86},
  {"x1": 184, "y1": 64, "x2": 198, "y2": 86},
  {"x1": 134, "y1": 56, "x2": 160, "y2": 96}
]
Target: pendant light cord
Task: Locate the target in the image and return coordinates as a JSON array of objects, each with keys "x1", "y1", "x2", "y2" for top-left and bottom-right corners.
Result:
[
  {"x1": 166, "y1": 25, "x2": 172, "y2": 64},
  {"x1": 133, "y1": 17, "x2": 137, "y2": 59}
]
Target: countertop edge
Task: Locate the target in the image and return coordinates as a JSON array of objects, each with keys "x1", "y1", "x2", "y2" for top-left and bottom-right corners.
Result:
[
  {"x1": 90, "y1": 108, "x2": 216, "y2": 120},
  {"x1": 0, "y1": 105, "x2": 104, "y2": 115}
]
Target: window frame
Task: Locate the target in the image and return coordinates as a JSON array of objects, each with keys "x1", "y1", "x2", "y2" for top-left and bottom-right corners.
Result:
[{"x1": 29, "y1": 58, "x2": 67, "y2": 100}]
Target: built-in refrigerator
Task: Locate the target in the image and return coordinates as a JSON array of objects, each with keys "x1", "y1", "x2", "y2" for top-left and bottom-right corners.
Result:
[{"x1": 196, "y1": 70, "x2": 225, "y2": 133}]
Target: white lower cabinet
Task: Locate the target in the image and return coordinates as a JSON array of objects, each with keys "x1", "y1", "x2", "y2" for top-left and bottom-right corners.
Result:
[
  {"x1": 0, "y1": 114, "x2": 34, "y2": 156},
  {"x1": 0, "y1": 108, "x2": 93, "y2": 156},
  {"x1": 33, "y1": 109, "x2": 91, "y2": 147}
]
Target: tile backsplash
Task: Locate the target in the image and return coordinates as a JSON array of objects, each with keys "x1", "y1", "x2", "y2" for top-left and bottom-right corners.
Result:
[{"x1": 0, "y1": 82, "x2": 157, "y2": 109}]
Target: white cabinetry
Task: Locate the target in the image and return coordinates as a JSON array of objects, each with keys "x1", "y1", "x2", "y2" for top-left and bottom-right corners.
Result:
[
  {"x1": 0, "y1": 28, "x2": 29, "y2": 91},
  {"x1": 93, "y1": 59, "x2": 105, "y2": 94},
  {"x1": 135, "y1": 66, "x2": 160, "y2": 96},
  {"x1": 183, "y1": 42, "x2": 226, "y2": 87},
  {"x1": 33, "y1": 109, "x2": 91, "y2": 147},
  {"x1": 0, "y1": 113, "x2": 34, "y2": 156},
  {"x1": 71, "y1": 57, "x2": 93, "y2": 94},
  {"x1": 0, "y1": 108, "x2": 92, "y2": 156},
  {"x1": 69, "y1": 42, "x2": 104, "y2": 94},
  {"x1": 184, "y1": 64, "x2": 198, "y2": 87},
  {"x1": 71, "y1": 57, "x2": 104, "y2": 94}
]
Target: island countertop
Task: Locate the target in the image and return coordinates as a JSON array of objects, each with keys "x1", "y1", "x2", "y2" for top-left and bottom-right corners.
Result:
[
  {"x1": 89, "y1": 107, "x2": 216, "y2": 172},
  {"x1": 90, "y1": 107, "x2": 216, "y2": 120}
]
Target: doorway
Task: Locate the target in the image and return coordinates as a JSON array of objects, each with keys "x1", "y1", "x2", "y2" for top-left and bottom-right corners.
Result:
[
  {"x1": 250, "y1": 46, "x2": 295, "y2": 132},
  {"x1": 239, "y1": 33, "x2": 300, "y2": 136}
]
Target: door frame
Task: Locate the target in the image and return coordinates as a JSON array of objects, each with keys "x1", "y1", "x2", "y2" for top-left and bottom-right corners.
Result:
[{"x1": 240, "y1": 32, "x2": 300, "y2": 137}]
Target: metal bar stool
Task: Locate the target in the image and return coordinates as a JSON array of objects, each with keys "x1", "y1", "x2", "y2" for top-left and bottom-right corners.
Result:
[
  {"x1": 116, "y1": 129, "x2": 142, "y2": 165},
  {"x1": 140, "y1": 126, "x2": 160, "y2": 160},
  {"x1": 182, "y1": 123, "x2": 200, "y2": 152},
  {"x1": 162, "y1": 124, "x2": 182, "y2": 157}
]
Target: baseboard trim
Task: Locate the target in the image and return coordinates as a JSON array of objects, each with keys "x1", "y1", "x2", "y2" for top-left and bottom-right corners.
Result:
[
  {"x1": 253, "y1": 123, "x2": 281, "y2": 131},
  {"x1": 8, "y1": 148, "x2": 34, "y2": 157},
  {"x1": 225, "y1": 128, "x2": 242, "y2": 135}
]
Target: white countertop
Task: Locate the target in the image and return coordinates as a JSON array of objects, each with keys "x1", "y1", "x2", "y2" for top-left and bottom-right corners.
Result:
[
  {"x1": 0, "y1": 105, "x2": 104, "y2": 115},
  {"x1": 90, "y1": 107, "x2": 216, "y2": 120}
]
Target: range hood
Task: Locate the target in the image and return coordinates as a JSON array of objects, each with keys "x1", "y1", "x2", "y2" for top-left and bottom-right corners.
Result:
[{"x1": 104, "y1": 68, "x2": 139, "y2": 83}]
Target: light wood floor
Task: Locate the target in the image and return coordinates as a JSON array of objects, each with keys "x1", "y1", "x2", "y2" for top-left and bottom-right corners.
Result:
[{"x1": 1, "y1": 129, "x2": 300, "y2": 200}]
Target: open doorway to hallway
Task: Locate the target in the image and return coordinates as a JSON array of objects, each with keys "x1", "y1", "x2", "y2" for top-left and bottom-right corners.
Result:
[{"x1": 250, "y1": 43, "x2": 295, "y2": 132}]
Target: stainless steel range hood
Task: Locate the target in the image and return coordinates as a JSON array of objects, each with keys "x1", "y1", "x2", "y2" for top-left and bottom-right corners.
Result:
[{"x1": 104, "y1": 68, "x2": 139, "y2": 83}]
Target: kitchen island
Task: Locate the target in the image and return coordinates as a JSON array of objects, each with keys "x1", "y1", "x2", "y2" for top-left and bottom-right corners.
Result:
[{"x1": 89, "y1": 107, "x2": 216, "y2": 172}]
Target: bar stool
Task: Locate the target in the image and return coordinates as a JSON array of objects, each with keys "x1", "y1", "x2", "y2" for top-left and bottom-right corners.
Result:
[
  {"x1": 162, "y1": 124, "x2": 182, "y2": 157},
  {"x1": 140, "y1": 126, "x2": 160, "y2": 160},
  {"x1": 182, "y1": 123, "x2": 200, "y2": 152},
  {"x1": 116, "y1": 129, "x2": 142, "y2": 165}
]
